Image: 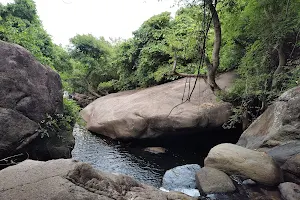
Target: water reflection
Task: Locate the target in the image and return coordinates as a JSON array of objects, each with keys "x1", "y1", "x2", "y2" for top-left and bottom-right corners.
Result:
[{"x1": 72, "y1": 125, "x2": 202, "y2": 187}]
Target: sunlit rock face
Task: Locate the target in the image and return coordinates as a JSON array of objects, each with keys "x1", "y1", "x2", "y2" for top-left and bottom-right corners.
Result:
[{"x1": 81, "y1": 72, "x2": 236, "y2": 140}]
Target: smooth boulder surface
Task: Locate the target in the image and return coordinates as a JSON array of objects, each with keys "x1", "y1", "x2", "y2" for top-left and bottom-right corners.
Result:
[
  {"x1": 0, "y1": 40, "x2": 74, "y2": 160},
  {"x1": 237, "y1": 86, "x2": 300, "y2": 150},
  {"x1": 278, "y1": 182, "x2": 300, "y2": 200},
  {"x1": 204, "y1": 143, "x2": 283, "y2": 186},
  {"x1": 0, "y1": 159, "x2": 194, "y2": 200},
  {"x1": 81, "y1": 72, "x2": 235, "y2": 140},
  {"x1": 195, "y1": 167, "x2": 236, "y2": 194},
  {"x1": 162, "y1": 164, "x2": 201, "y2": 191}
]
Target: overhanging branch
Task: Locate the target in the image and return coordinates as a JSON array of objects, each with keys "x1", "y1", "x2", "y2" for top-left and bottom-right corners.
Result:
[{"x1": 171, "y1": 55, "x2": 207, "y2": 78}]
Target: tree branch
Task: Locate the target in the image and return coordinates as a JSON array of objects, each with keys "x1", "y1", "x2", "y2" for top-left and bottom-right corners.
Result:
[{"x1": 171, "y1": 55, "x2": 207, "y2": 78}]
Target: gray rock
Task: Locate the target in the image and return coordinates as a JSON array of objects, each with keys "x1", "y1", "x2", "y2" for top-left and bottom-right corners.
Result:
[
  {"x1": 282, "y1": 154, "x2": 300, "y2": 184},
  {"x1": 0, "y1": 159, "x2": 195, "y2": 200},
  {"x1": 237, "y1": 86, "x2": 300, "y2": 151},
  {"x1": 0, "y1": 40, "x2": 74, "y2": 160},
  {"x1": 278, "y1": 182, "x2": 300, "y2": 200},
  {"x1": 0, "y1": 108, "x2": 38, "y2": 158},
  {"x1": 162, "y1": 164, "x2": 201, "y2": 191},
  {"x1": 195, "y1": 167, "x2": 236, "y2": 194},
  {"x1": 204, "y1": 143, "x2": 283, "y2": 186},
  {"x1": 267, "y1": 142, "x2": 300, "y2": 166},
  {"x1": 242, "y1": 179, "x2": 256, "y2": 185},
  {"x1": 0, "y1": 41, "x2": 63, "y2": 122},
  {"x1": 81, "y1": 72, "x2": 236, "y2": 140}
]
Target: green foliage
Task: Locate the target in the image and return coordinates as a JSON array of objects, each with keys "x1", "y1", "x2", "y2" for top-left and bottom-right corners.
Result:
[
  {"x1": 66, "y1": 34, "x2": 117, "y2": 94},
  {"x1": 2, "y1": 0, "x2": 300, "y2": 131},
  {"x1": 37, "y1": 99, "x2": 80, "y2": 139},
  {"x1": 218, "y1": 0, "x2": 300, "y2": 127},
  {"x1": 97, "y1": 80, "x2": 117, "y2": 94},
  {"x1": 115, "y1": 8, "x2": 203, "y2": 90},
  {"x1": 0, "y1": 0, "x2": 55, "y2": 66}
]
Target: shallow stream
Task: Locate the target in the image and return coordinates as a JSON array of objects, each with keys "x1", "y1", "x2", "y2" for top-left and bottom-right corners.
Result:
[{"x1": 72, "y1": 125, "x2": 241, "y2": 188}]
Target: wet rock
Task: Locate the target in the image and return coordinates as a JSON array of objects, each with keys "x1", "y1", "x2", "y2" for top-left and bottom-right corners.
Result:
[
  {"x1": 242, "y1": 179, "x2": 256, "y2": 185},
  {"x1": 204, "y1": 143, "x2": 283, "y2": 186},
  {"x1": 278, "y1": 182, "x2": 300, "y2": 200},
  {"x1": 195, "y1": 167, "x2": 236, "y2": 194},
  {"x1": 144, "y1": 147, "x2": 167, "y2": 154},
  {"x1": 162, "y1": 164, "x2": 201, "y2": 191}
]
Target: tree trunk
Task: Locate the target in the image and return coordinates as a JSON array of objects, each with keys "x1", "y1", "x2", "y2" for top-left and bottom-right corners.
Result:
[
  {"x1": 207, "y1": 0, "x2": 221, "y2": 91},
  {"x1": 170, "y1": 0, "x2": 222, "y2": 93},
  {"x1": 272, "y1": 42, "x2": 287, "y2": 88}
]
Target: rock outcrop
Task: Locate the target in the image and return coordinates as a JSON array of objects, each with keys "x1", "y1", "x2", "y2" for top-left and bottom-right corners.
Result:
[
  {"x1": 81, "y1": 72, "x2": 236, "y2": 140},
  {"x1": 0, "y1": 41, "x2": 74, "y2": 161},
  {"x1": 237, "y1": 86, "x2": 300, "y2": 184},
  {"x1": 0, "y1": 159, "x2": 195, "y2": 200},
  {"x1": 204, "y1": 143, "x2": 283, "y2": 186},
  {"x1": 237, "y1": 86, "x2": 300, "y2": 151}
]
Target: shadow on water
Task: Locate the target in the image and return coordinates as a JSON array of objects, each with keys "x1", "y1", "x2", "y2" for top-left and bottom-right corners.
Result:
[{"x1": 72, "y1": 125, "x2": 242, "y2": 188}]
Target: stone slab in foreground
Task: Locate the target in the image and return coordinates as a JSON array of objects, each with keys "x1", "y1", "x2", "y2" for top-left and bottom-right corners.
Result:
[{"x1": 0, "y1": 159, "x2": 195, "y2": 200}]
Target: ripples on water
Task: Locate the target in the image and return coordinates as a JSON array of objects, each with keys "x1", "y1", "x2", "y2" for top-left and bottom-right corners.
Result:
[{"x1": 72, "y1": 125, "x2": 204, "y2": 187}]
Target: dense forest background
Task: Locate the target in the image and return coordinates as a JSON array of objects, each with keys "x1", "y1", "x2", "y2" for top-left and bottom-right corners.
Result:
[{"x1": 1, "y1": 0, "x2": 299, "y2": 127}]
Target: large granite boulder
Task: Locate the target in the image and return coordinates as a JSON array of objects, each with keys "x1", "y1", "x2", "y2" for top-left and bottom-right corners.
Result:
[
  {"x1": 237, "y1": 86, "x2": 300, "y2": 150},
  {"x1": 204, "y1": 143, "x2": 283, "y2": 186},
  {"x1": 0, "y1": 159, "x2": 195, "y2": 200},
  {"x1": 0, "y1": 41, "x2": 74, "y2": 161},
  {"x1": 81, "y1": 72, "x2": 235, "y2": 140}
]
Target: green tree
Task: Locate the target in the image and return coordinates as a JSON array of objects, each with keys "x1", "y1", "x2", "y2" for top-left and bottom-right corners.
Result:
[
  {"x1": 0, "y1": 0, "x2": 54, "y2": 66},
  {"x1": 67, "y1": 34, "x2": 117, "y2": 95}
]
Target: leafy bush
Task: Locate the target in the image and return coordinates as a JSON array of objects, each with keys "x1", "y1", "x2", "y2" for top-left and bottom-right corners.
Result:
[
  {"x1": 97, "y1": 80, "x2": 117, "y2": 94},
  {"x1": 36, "y1": 98, "x2": 80, "y2": 139}
]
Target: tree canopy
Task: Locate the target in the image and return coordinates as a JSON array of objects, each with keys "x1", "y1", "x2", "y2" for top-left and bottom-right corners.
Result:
[{"x1": 1, "y1": 0, "x2": 299, "y2": 127}]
